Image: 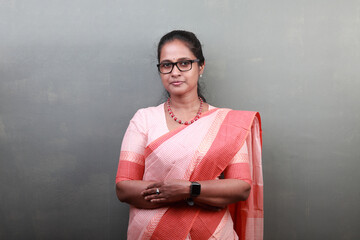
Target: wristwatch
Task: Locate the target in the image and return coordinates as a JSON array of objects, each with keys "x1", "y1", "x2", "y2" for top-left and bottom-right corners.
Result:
[
  {"x1": 190, "y1": 182, "x2": 201, "y2": 197},
  {"x1": 187, "y1": 182, "x2": 201, "y2": 206}
]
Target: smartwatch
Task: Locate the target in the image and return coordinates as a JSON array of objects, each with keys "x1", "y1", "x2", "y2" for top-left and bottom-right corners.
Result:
[
  {"x1": 187, "y1": 182, "x2": 201, "y2": 206},
  {"x1": 190, "y1": 182, "x2": 201, "y2": 197}
]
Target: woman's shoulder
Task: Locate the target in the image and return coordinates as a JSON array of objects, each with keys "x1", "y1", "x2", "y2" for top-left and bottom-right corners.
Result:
[
  {"x1": 211, "y1": 106, "x2": 258, "y2": 115},
  {"x1": 134, "y1": 103, "x2": 164, "y2": 118},
  {"x1": 209, "y1": 106, "x2": 260, "y2": 124},
  {"x1": 204, "y1": 105, "x2": 259, "y2": 117},
  {"x1": 130, "y1": 103, "x2": 164, "y2": 126}
]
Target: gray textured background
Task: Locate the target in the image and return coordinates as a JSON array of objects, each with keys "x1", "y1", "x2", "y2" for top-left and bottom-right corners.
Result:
[{"x1": 1, "y1": 1, "x2": 359, "y2": 239}]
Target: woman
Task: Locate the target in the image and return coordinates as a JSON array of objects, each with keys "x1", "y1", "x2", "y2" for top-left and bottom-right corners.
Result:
[{"x1": 116, "y1": 30, "x2": 263, "y2": 240}]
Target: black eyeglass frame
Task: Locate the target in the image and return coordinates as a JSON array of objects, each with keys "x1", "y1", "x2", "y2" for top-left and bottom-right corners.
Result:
[{"x1": 157, "y1": 59, "x2": 200, "y2": 74}]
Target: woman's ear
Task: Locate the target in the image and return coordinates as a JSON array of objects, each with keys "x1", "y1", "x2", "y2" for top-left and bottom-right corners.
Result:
[{"x1": 199, "y1": 61, "x2": 205, "y2": 75}]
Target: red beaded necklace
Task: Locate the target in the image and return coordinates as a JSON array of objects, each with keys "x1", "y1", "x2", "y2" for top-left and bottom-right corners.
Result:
[{"x1": 167, "y1": 97, "x2": 203, "y2": 125}]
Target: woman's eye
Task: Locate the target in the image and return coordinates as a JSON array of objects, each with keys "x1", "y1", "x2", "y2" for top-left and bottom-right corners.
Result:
[
  {"x1": 179, "y1": 61, "x2": 190, "y2": 66},
  {"x1": 162, "y1": 63, "x2": 172, "y2": 68}
]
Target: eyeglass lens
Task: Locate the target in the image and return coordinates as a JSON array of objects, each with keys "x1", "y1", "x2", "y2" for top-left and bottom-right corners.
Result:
[{"x1": 159, "y1": 60, "x2": 193, "y2": 74}]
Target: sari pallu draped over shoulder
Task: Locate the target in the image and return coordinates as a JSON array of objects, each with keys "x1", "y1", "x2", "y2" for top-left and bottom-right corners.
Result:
[{"x1": 116, "y1": 107, "x2": 263, "y2": 240}]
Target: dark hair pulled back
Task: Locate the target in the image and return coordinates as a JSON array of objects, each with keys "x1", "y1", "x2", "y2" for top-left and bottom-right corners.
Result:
[{"x1": 157, "y1": 30, "x2": 206, "y2": 102}]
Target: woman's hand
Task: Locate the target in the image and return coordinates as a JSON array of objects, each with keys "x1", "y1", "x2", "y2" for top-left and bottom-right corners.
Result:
[{"x1": 141, "y1": 180, "x2": 191, "y2": 204}]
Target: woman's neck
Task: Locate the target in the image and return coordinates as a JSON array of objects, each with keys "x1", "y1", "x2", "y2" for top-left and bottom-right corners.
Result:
[{"x1": 168, "y1": 94, "x2": 200, "y2": 111}]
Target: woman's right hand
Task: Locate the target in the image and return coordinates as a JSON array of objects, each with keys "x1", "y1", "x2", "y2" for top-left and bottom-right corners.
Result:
[
  {"x1": 141, "y1": 180, "x2": 191, "y2": 204},
  {"x1": 116, "y1": 180, "x2": 167, "y2": 209}
]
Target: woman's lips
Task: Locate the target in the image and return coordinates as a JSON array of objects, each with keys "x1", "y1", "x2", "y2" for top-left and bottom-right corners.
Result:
[{"x1": 170, "y1": 81, "x2": 184, "y2": 86}]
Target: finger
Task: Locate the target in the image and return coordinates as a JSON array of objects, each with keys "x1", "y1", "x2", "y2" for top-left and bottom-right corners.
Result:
[
  {"x1": 146, "y1": 182, "x2": 162, "y2": 189},
  {"x1": 144, "y1": 195, "x2": 157, "y2": 201},
  {"x1": 150, "y1": 197, "x2": 167, "y2": 203},
  {"x1": 141, "y1": 188, "x2": 158, "y2": 196},
  {"x1": 142, "y1": 187, "x2": 162, "y2": 198},
  {"x1": 144, "y1": 192, "x2": 163, "y2": 201}
]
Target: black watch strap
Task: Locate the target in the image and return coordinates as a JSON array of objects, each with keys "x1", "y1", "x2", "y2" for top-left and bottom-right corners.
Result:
[{"x1": 186, "y1": 198, "x2": 195, "y2": 206}]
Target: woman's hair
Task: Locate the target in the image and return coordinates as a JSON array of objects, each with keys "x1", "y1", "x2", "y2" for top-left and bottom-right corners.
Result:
[{"x1": 157, "y1": 30, "x2": 206, "y2": 102}]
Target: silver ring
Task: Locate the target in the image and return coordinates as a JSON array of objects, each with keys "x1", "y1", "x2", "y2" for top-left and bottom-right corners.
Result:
[{"x1": 156, "y1": 188, "x2": 160, "y2": 195}]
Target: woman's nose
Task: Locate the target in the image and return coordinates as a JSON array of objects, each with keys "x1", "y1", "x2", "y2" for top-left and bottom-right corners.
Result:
[{"x1": 171, "y1": 64, "x2": 181, "y2": 76}]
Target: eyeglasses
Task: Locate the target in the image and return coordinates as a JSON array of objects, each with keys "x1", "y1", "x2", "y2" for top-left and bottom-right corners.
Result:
[{"x1": 157, "y1": 59, "x2": 200, "y2": 74}]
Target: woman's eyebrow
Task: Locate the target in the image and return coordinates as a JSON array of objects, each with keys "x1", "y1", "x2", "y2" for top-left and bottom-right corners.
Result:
[{"x1": 160, "y1": 57, "x2": 191, "y2": 63}]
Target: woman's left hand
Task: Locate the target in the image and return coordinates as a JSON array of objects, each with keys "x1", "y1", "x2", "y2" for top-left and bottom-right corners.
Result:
[{"x1": 141, "y1": 180, "x2": 191, "y2": 204}]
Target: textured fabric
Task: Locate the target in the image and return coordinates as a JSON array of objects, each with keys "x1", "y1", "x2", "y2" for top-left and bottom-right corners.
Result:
[
  {"x1": 116, "y1": 103, "x2": 263, "y2": 239},
  {"x1": 228, "y1": 115, "x2": 263, "y2": 240}
]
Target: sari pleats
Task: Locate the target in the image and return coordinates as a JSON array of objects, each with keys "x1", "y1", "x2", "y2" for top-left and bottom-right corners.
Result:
[{"x1": 229, "y1": 112, "x2": 263, "y2": 240}]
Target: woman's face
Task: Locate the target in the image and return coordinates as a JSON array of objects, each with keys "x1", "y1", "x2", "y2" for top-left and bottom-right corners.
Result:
[{"x1": 159, "y1": 39, "x2": 204, "y2": 98}]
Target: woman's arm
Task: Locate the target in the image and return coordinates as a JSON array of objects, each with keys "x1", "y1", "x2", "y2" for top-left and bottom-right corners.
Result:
[
  {"x1": 194, "y1": 179, "x2": 251, "y2": 208},
  {"x1": 116, "y1": 180, "x2": 167, "y2": 209},
  {"x1": 142, "y1": 178, "x2": 251, "y2": 209}
]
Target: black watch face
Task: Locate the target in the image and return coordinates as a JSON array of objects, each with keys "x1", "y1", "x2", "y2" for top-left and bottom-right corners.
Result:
[{"x1": 191, "y1": 182, "x2": 201, "y2": 197}]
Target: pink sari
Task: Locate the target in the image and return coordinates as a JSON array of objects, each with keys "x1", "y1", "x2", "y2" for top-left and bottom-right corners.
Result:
[{"x1": 116, "y1": 105, "x2": 263, "y2": 240}]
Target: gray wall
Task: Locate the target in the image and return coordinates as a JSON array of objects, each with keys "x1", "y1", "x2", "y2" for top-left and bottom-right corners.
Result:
[{"x1": 1, "y1": 1, "x2": 359, "y2": 239}]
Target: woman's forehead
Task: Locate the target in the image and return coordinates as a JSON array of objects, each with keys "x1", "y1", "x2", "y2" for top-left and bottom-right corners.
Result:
[{"x1": 159, "y1": 40, "x2": 195, "y2": 61}]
